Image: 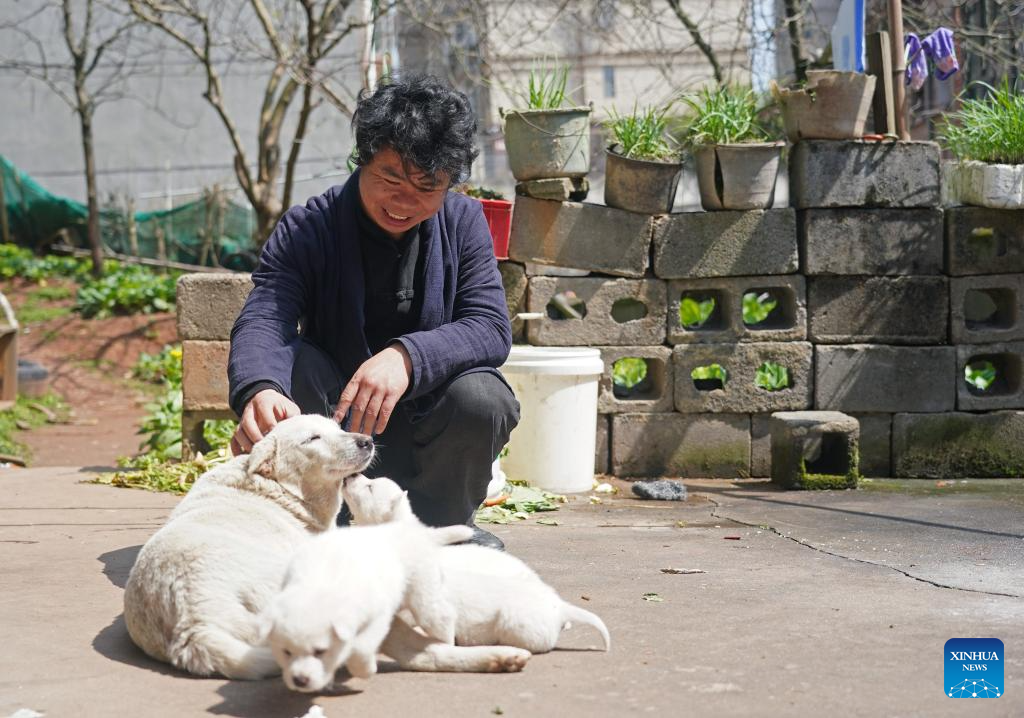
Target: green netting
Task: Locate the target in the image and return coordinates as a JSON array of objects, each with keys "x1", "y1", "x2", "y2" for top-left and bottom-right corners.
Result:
[{"x1": 1, "y1": 155, "x2": 259, "y2": 271}]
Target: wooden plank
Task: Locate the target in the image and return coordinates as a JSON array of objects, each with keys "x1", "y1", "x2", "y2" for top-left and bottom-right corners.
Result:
[{"x1": 866, "y1": 31, "x2": 897, "y2": 136}]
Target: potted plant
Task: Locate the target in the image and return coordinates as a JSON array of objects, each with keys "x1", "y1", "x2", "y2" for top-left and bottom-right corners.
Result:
[
  {"x1": 941, "y1": 80, "x2": 1024, "y2": 209},
  {"x1": 603, "y1": 103, "x2": 683, "y2": 214},
  {"x1": 455, "y1": 185, "x2": 513, "y2": 259},
  {"x1": 680, "y1": 86, "x2": 784, "y2": 211},
  {"x1": 501, "y1": 61, "x2": 592, "y2": 182},
  {"x1": 771, "y1": 70, "x2": 876, "y2": 142}
]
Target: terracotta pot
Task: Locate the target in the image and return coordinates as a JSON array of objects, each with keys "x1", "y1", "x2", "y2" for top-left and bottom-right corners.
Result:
[
  {"x1": 603, "y1": 147, "x2": 684, "y2": 214},
  {"x1": 775, "y1": 70, "x2": 877, "y2": 142},
  {"x1": 692, "y1": 141, "x2": 785, "y2": 211},
  {"x1": 502, "y1": 107, "x2": 592, "y2": 181}
]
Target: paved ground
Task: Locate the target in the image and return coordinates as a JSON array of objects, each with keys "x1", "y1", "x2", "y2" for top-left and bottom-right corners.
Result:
[{"x1": 2, "y1": 467, "x2": 1023, "y2": 718}]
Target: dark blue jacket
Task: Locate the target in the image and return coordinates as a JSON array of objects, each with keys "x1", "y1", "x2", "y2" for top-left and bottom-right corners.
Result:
[{"x1": 227, "y1": 169, "x2": 512, "y2": 416}]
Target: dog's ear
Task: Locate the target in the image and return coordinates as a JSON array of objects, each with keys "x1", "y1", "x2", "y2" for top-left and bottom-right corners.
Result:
[{"x1": 248, "y1": 434, "x2": 279, "y2": 480}]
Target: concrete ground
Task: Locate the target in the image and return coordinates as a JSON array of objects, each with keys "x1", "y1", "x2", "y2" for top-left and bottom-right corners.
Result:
[{"x1": 2, "y1": 467, "x2": 1023, "y2": 718}]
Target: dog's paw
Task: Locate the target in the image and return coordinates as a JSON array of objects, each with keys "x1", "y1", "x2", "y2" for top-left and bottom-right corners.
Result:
[{"x1": 488, "y1": 647, "x2": 531, "y2": 673}]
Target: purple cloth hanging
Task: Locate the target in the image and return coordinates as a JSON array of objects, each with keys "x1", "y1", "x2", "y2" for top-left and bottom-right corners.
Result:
[
  {"x1": 922, "y1": 28, "x2": 959, "y2": 80},
  {"x1": 905, "y1": 33, "x2": 928, "y2": 90}
]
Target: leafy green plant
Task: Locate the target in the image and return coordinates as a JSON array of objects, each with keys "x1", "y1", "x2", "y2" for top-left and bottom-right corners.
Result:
[
  {"x1": 0, "y1": 244, "x2": 102, "y2": 281},
  {"x1": 455, "y1": 185, "x2": 507, "y2": 200},
  {"x1": 520, "y1": 59, "x2": 571, "y2": 110},
  {"x1": 742, "y1": 291, "x2": 778, "y2": 325},
  {"x1": 612, "y1": 357, "x2": 648, "y2": 389},
  {"x1": 941, "y1": 79, "x2": 1024, "y2": 165},
  {"x1": 691, "y1": 363, "x2": 728, "y2": 386},
  {"x1": 964, "y1": 360, "x2": 996, "y2": 391},
  {"x1": 475, "y1": 482, "x2": 566, "y2": 524},
  {"x1": 0, "y1": 393, "x2": 69, "y2": 460},
  {"x1": 133, "y1": 345, "x2": 183, "y2": 386},
  {"x1": 679, "y1": 296, "x2": 716, "y2": 328},
  {"x1": 679, "y1": 85, "x2": 771, "y2": 146},
  {"x1": 606, "y1": 103, "x2": 678, "y2": 161},
  {"x1": 75, "y1": 264, "x2": 178, "y2": 318},
  {"x1": 755, "y1": 362, "x2": 790, "y2": 391}
]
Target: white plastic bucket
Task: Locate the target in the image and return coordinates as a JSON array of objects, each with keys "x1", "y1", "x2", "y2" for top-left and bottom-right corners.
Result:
[{"x1": 499, "y1": 346, "x2": 604, "y2": 493}]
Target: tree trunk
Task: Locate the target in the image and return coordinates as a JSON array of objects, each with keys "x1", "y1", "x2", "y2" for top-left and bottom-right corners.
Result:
[
  {"x1": 253, "y1": 200, "x2": 280, "y2": 249},
  {"x1": 79, "y1": 109, "x2": 105, "y2": 277},
  {"x1": 783, "y1": 0, "x2": 809, "y2": 83}
]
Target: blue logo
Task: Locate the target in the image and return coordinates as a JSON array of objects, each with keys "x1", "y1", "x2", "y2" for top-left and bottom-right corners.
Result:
[{"x1": 945, "y1": 638, "x2": 1003, "y2": 698}]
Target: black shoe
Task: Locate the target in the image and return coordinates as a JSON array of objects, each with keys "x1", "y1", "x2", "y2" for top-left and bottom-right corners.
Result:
[{"x1": 466, "y1": 524, "x2": 505, "y2": 551}]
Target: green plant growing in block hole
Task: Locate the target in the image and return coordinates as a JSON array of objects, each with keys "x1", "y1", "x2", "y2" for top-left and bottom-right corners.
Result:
[
  {"x1": 612, "y1": 357, "x2": 648, "y2": 389},
  {"x1": 742, "y1": 291, "x2": 777, "y2": 325},
  {"x1": 679, "y1": 296, "x2": 715, "y2": 328},
  {"x1": 691, "y1": 363, "x2": 728, "y2": 390},
  {"x1": 755, "y1": 362, "x2": 789, "y2": 391},
  {"x1": 964, "y1": 360, "x2": 996, "y2": 391}
]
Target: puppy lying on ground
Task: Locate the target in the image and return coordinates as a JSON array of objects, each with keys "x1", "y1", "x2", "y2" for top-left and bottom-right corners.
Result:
[
  {"x1": 123, "y1": 414, "x2": 374, "y2": 679},
  {"x1": 342, "y1": 475, "x2": 611, "y2": 655}
]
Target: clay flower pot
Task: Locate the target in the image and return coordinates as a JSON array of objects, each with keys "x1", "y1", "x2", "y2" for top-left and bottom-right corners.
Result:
[
  {"x1": 603, "y1": 146, "x2": 684, "y2": 214},
  {"x1": 692, "y1": 141, "x2": 785, "y2": 211},
  {"x1": 775, "y1": 70, "x2": 877, "y2": 142},
  {"x1": 501, "y1": 107, "x2": 592, "y2": 181}
]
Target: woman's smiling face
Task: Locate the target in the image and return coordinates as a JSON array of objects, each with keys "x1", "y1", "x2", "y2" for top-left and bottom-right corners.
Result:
[{"x1": 358, "y1": 146, "x2": 449, "y2": 239}]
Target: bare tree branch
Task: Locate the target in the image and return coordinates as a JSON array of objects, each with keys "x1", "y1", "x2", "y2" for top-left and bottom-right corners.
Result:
[{"x1": 665, "y1": 0, "x2": 723, "y2": 85}]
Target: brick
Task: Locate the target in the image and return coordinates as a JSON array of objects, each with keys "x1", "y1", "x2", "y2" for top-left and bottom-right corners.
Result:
[
  {"x1": 957, "y1": 342, "x2": 1024, "y2": 411},
  {"x1": 944, "y1": 207, "x2": 1024, "y2": 276},
  {"x1": 596, "y1": 415, "x2": 610, "y2": 475},
  {"x1": 850, "y1": 413, "x2": 892, "y2": 478},
  {"x1": 651, "y1": 209, "x2": 797, "y2": 278},
  {"x1": 509, "y1": 196, "x2": 651, "y2": 277},
  {"x1": 667, "y1": 276, "x2": 807, "y2": 344},
  {"x1": 176, "y1": 273, "x2": 253, "y2": 340},
  {"x1": 815, "y1": 345, "x2": 955, "y2": 412},
  {"x1": 182, "y1": 340, "x2": 230, "y2": 411},
  {"x1": 790, "y1": 140, "x2": 941, "y2": 208},
  {"x1": 770, "y1": 411, "x2": 860, "y2": 489},
  {"x1": 515, "y1": 177, "x2": 589, "y2": 202},
  {"x1": 750, "y1": 414, "x2": 772, "y2": 478},
  {"x1": 893, "y1": 411, "x2": 1024, "y2": 478},
  {"x1": 526, "y1": 277, "x2": 666, "y2": 346},
  {"x1": 611, "y1": 413, "x2": 750, "y2": 478},
  {"x1": 498, "y1": 261, "x2": 528, "y2": 342},
  {"x1": 951, "y1": 275, "x2": 1024, "y2": 344},
  {"x1": 800, "y1": 209, "x2": 944, "y2": 275},
  {"x1": 673, "y1": 342, "x2": 813, "y2": 413},
  {"x1": 807, "y1": 276, "x2": 949, "y2": 345},
  {"x1": 597, "y1": 346, "x2": 673, "y2": 413}
]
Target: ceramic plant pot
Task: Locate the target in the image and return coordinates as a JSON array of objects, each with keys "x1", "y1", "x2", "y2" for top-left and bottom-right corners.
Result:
[
  {"x1": 775, "y1": 70, "x2": 877, "y2": 142},
  {"x1": 692, "y1": 141, "x2": 785, "y2": 211},
  {"x1": 603, "y1": 146, "x2": 684, "y2": 214},
  {"x1": 502, "y1": 106, "x2": 592, "y2": 181}
]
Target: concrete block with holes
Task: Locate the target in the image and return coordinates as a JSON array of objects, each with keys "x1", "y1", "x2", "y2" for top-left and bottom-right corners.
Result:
[
  {"x1": 800, "y1": 208, "x2": 944, "y2": 275},
  {"x1": 498, "y1": 261, "x2": 528, "y2": 343},
  {"x1": 815, "y1": 345, "x2": 956, "y2": 412},
  {"x1": 945, "y1": 207, "x2": 1024, "y2": 276},
  {"x1": 596, "y1": 415, "x2": 610, "y2": 475},
  {"x1": 176, "y1": 273, "x2": 253, "y2": 340},
  {"x1": 769, "y1": 411, "x2": 860, "y2": 490},
  {"x1": 525, "y1": 276, "x2": 667, "y2": 346},
  {"x1": 611, "y1": 412, "x2": 751, "y2": 478},
  {"x1": 672, "y1": 342, "x2": 813, "y2": 413},
  {"x1": 651, "y1": 209, "x2": 798, "y2": 278},
  {"x1": 957, "y1": 341, "x2": 1024, "y2": 411},
  {"x1": 807, "y1": 276, "x2": 949, "y2": 345},
  {"x1": 892, "y1": 411, "x2": 1024, "y2": 478},
  {"x1": 666, "y1": 276, "x2": 806, "y2": 345},
  {"x1": 508, "y1": 196, "x2": 652, "y2": 278},
  {"x1": 950, "y1": 275, "x2": 1024, "y2": 344},
  {"x1": 750, "y1": 414, "x2": 772, "y2": 478},
  {"x1": 850, "y1": 413, "x2": 893, "y2": 478},
  {"x1": 596, "y1": 346, "x2": 674, "y2": 413},
  {"x1": 789, "y1": 140, "x2": 941, "y2": 209}
]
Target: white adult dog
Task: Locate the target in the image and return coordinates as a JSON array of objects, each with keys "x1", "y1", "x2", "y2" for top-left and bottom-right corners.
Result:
[
  {"x1": 342, "y1": 475, "x2": 611, "y2": 655},
  {"x1": 123, "y1": 414, "x2": 374, "y2": 679}
]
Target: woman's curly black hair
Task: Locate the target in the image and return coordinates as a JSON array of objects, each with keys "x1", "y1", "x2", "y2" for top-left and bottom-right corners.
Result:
[{"x1": 351, "y1": 74, "x2": 479, "y2": 188}]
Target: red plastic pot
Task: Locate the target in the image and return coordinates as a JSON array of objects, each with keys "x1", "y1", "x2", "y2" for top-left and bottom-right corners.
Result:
[{"x1": 478, "y1": 198, "x2": 513, "y2": 259}]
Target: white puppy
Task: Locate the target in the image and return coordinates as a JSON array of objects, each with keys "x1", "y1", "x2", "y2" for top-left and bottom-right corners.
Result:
[
  {"x1": 123, "y1": 414, "x2": 374, "y2": 679},
  {"x1": 265, "y1": 517, "x2": 472, "y2": 691},
  {"x1": 342, "y1": 475, "x2": 611, "y2": 655}
]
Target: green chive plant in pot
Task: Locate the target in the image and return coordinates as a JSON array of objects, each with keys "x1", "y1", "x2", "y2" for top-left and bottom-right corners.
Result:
[
  {"x1": 771, "y1": 70, "x2": 876, "y2": 141},
  {"x1": 502, "y1": 60, "x2": 592, "y2": 182},
  {"x1": 603, "y1": 103, "x2": 683, "y2": 214},
  {"x1": 681, "y1": 86, "x2": 784, "y2": 211},
  {"x1": 941, "y1": 80, "x2": 1024, "y2": 209}
]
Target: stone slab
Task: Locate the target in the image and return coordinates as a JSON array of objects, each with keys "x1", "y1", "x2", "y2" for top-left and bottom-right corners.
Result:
[
  {"x1": 790, "y1": 140, "x2": 941, "y2": 209},
  {"x1": 526, "y1": 277, "x2": 667, "y2": 346},
  {"x1": 950, "y1": 274, "x2": 1024, "y2": 344},
  {"x1": 667, "y1": 275, "x2": 807, "y2": 344},
  {"x1": 651, "y1": 208, "x2": 798, "y2": 278},
  {"x1": 815, "y1": 345, "x2": 956, "y2": 412},
  {"x1": 893, "y1": 411, "x2": 1024, "y2": 477},
  {"x1": 499, "y1": 261, "x2": 528, "y2": 342},
  {"x1": 807, "y1": 276, "x2": 949, "y2": 345},
  {"x1": 769, "y1": 411, "x2": 860, "y2": 490},
  {"x1": 181, "y1": 340, "x2": 230, "y2": 411},
  {"x1": 515, "y1": 177, "x2": 590, "y2": 202},
  {"x1": 956, "y1": 341, "x2": 1024, "y2": 411},
  {"x1": 509, "y1": 196, "x2": 651, "y2": 278},
  {"x1": 176, "y1": 273, "x2": 253, "y2": 340},
  {"x1": 800, "y1": 208, "x2": 944, "y2": 275},
  {"x1": 673, "y1": 342, "x2": 813, "y2": 413},
  {"x1": 597, "y1": 346, "x2": 674, "y2": 414},
  {"x1": 850, "y1": 413, "x2": 893, "y2": 478},
  {"x1": 611, "y1": 412, "x2": 751, "y2": 478},
  {"x1": 945, "y1": 207, "x2": 1024, "y2": 276}
]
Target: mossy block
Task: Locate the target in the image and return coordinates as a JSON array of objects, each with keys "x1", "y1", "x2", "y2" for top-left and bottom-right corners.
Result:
[
  {"x1": 892, "y1": 411, "x2": 1024, "y2": 478},
  {"x1": 771, "y1": 411, "x2": 860, "y2": 490}
]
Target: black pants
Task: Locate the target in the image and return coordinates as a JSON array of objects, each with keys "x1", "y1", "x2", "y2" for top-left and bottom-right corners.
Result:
[{"x1": 290, "y1": 339, "x2": 520, "y2": 527}]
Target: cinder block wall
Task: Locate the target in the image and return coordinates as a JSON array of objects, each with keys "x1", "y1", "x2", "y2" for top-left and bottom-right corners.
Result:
[{"x1": 503, "y1": 140, "x2": 1024, "y2": 479}]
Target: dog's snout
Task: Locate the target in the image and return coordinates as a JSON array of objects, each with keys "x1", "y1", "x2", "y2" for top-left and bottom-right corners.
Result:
[
  {"x1": 292, "y1": 674, "x2": 309, "y2": 688},
  {"x1": 354, "y1": 434, "x2": 373, "y2": 450}
]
